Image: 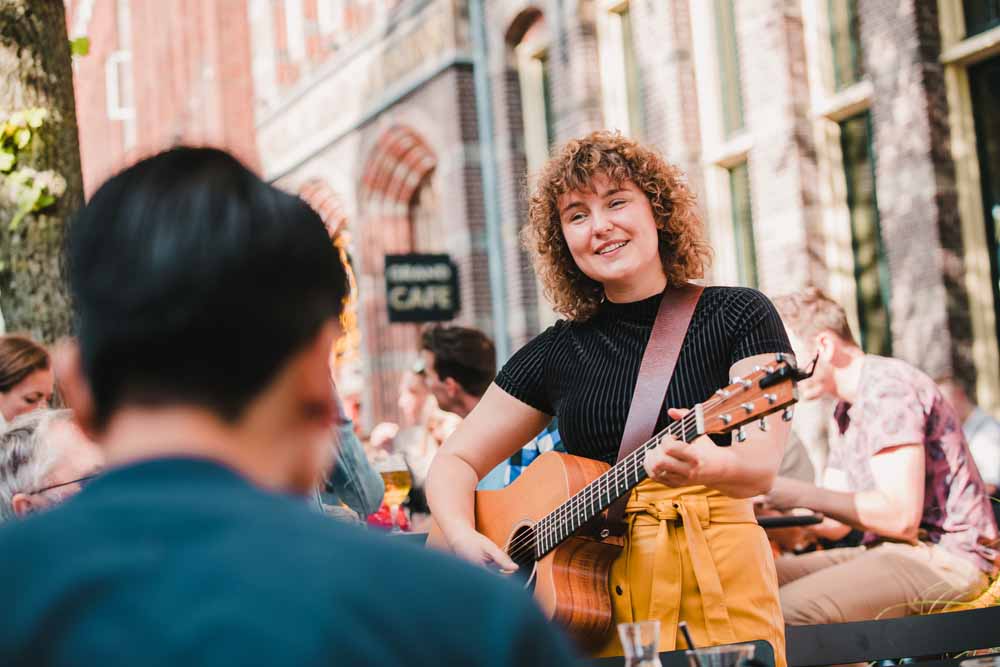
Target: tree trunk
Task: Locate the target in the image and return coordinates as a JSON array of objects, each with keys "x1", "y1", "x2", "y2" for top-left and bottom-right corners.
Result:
[{"x1": 0, "y1": 0, "x2": 83, "y2": 343}]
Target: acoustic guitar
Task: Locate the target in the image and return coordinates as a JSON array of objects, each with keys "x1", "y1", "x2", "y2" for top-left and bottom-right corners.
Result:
[{"x1": 426, "y1": 353, "x2": 807, "y2": 649}]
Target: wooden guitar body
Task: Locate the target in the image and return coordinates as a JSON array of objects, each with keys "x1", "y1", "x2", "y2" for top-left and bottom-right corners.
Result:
[{"x1": 426, "y1": 451, "x2": 623, "y2": 649}]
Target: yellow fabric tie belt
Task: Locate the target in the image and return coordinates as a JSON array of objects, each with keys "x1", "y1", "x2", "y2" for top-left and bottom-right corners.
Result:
[{"x1": 621, "y1": 491, "x2": 757, "y2": 649}]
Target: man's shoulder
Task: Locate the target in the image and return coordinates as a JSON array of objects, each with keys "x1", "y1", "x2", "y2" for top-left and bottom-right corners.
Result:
[
  {"x1": 864, "y1": 355, "x2": 929, "y2": 382},
  {"x1": 860, "y1": 355, "x2": 934, "y2": 400},
  {"x1": 0, "y1": 490, "x2": 534, "y2": 621}
]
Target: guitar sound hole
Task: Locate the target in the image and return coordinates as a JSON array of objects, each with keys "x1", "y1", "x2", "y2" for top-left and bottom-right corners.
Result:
[{"x1": 507, "y1": 525, "x2": 538, "y2": 588}]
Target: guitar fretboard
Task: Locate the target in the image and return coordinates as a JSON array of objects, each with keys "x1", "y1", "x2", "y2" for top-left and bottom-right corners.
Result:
[{"x1": 529, "y1": 414, "x2": 702, "y2": 558}]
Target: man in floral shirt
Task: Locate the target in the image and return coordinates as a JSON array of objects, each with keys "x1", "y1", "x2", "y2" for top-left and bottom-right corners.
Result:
[{"x1": 766, "y1": 288, "x2": 997, "y2": 624}]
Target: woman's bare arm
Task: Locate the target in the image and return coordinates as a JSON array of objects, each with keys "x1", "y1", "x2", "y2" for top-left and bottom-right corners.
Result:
[{"x1": 425, "y1": 383, "x2": 550, "y2": 568}]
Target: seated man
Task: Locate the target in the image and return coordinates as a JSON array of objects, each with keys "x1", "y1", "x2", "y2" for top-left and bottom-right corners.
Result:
[
  {"x1": 767, "y1": 288, "x2": 998, "y2": 624},
  {"x1": 420, "y1": 325, "x2": 565, "y2": 490},
  {"x1": 0, "y1": 148, "x2": 577, "y2": 666},
  {"x1": 0, "y1": 409, "x2": 103, "y2": 521}
]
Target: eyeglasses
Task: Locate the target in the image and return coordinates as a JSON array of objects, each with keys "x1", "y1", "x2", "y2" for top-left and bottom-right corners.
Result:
[{"x1": 29, "y1": 473, "x2": 99, "y2": 496}]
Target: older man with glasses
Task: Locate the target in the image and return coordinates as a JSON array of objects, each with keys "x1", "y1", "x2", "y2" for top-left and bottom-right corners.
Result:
[{"x1": 0, "y1": 409, "x2": 104, "y2": 521}]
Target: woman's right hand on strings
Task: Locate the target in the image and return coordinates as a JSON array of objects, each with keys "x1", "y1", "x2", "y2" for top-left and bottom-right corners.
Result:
[{"x1": 448, "y1": 529, "x2": 519, "y2": 573}]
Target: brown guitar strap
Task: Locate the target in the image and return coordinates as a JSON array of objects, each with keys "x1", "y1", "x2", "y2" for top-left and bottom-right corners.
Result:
[{"x1": 604, "y1": 283, "x2": 704, "y2": 534}]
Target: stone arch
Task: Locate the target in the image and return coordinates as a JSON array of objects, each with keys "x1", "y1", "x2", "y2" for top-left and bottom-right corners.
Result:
[
  {"x1": 504, "y1": 6, "x2": 545, "y2": 48},
  {"x1": 357, "y1": 126, "x2": 438, "y2": 424}
]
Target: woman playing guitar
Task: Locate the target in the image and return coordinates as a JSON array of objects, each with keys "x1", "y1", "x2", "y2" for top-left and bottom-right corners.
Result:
[{"x1": 426, "y1": 131, "x2": 792, "y2": 663}]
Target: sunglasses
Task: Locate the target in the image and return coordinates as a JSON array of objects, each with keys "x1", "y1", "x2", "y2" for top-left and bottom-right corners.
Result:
[{"x1": 29, "y1": 473, "x2": 99, "y2": 496}]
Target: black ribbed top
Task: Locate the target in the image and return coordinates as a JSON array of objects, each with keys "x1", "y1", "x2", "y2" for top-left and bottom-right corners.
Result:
[{"x1": 495, "y1": 286, "x2": 792, "y2": 463}]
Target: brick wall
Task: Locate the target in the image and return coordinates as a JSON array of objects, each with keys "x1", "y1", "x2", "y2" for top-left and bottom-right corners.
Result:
[
  {"x1": 266, "y1": 57, "x2": 494, "y2": 426},
  {"x1": 68, "y1": 0, "x2": 259, "y2": 195},
  {"x1": 738, "y1": 0, "x2": 822, "y2": 294},
  {"x1": 629, "y1": 0, "x2": 703, "y2": 193},
  {"x1": 858, "y1": 0, "x2": 973, "y2": 380}
]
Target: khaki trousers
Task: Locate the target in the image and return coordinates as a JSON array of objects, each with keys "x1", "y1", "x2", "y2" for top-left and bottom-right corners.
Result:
[{"x1": 777, "y1": 542, "x2": 989, "y2": 625}]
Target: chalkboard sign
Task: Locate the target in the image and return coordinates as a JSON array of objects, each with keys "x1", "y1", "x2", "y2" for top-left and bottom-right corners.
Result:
[{"x1": 384, "y1": 254, "x2": 460, "y2": 323}]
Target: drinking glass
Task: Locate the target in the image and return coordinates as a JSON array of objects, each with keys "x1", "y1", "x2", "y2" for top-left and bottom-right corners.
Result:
[
  {"x1": 618, "y1": 620, "x2": 661, "y2": 667},
  {"x1": 686, "y1": 643, "x2": 756, "y2": 667},
  {"x1": 377, "y1": 454, "x2": 412, "y2": 533}
]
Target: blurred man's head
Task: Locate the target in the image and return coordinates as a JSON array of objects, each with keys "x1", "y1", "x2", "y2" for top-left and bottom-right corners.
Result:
[
  {"x1": 773, "y1": 288, "x2": 861, "y2": 401},
  {"x1": 0, "y1": 410, "x2": 104, "y2": 521},
  {"x1": 419, "y1": 326, "x2": 495, "y2": 417},
  {"x1": 56, "y1": 147, "x2": 349, "y2": 494}
]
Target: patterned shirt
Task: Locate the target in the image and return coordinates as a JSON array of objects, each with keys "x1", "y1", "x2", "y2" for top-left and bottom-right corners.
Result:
[
  {"x1": 505, "y1": 419, "x2": 564, "y2": 486},
  {"x1": 828, "y1": 355, "x2": 998, "y2": 572}
]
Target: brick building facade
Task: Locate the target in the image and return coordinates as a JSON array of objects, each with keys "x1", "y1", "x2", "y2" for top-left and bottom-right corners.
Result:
[
  {"x1": 251, "y1": 0, "x2": 495, "y2": 426},
  {"x1": 65, "y1": 0, "x2": 259, "y2": 196},
  {"x1": 250, "y1": 0, "x2": 1000, "y2": 428},
  {"x1": 68, "y1": 0, "x2": 1000, "y2": 428}
]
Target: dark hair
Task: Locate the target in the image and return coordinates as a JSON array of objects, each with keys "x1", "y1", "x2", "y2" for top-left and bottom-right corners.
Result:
[
  {"x1": 420, "y1": 325, "x2": 496, "y2": 398},
  {"x1": 0, "y1": 335, "x2": 49, "y2": 394},
  {"x1": 65, "y1": 147, "x2": 349, "y2": 427}
]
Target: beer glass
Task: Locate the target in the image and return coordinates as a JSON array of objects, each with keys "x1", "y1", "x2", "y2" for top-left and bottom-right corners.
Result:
[
  {"x1": 377, "y1": 454, "x2": 412, "y2": 533},
  {"x1": 618, "y1": 620, "x2": 661, "y2": 667}
]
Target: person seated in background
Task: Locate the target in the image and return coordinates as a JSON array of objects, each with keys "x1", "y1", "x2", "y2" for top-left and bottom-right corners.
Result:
[
  {"x1": 767, "y1": 288, "x2": 998, "y2": 624},
  {"x1": 0, "y1": 147, "x2": 577, "y2": 667},
  {"x1": 0, "y1": 409, "x2": 103, "y2": 521},
  {"x1": 365, "y1": 421, "x2": 401, "y2": 461},
  {"x1": 938, "y1": 377, "x2": 1000, "y2": 499},
  {"x1": 315, "y1": 380, "x2": 384, "y2": 522},
  {"x1": 0, "y1": 335, "x2": 54, "y2": 427},
  {"x1": 394, "y1": 367, "x2": 460, "y2": 529},
  {"x1": 420, "y1": 325, "x2": 496, "y2": 419},
  {"x1": 420, "y1": 325, "x2": 564, "y2": 490}
]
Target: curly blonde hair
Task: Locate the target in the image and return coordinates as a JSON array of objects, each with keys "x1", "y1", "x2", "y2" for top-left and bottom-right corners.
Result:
[{"x1": 522, "y1": 130, "x2": 712, "y2": 321}]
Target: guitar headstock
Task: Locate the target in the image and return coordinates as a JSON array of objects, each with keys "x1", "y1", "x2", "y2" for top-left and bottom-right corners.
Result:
[{"x1": 697, "y1": 353, "x2": 807, "y2": 440}]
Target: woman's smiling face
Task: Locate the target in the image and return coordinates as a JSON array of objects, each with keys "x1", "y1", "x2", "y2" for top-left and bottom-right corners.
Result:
[{"x1": 557, "y1": 173, "x2": 665, "y2": 301}]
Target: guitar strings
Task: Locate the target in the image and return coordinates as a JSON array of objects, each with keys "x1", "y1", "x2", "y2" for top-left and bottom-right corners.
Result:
[
  {"x1": 505, "y1": 402, "x2": 707, "y2": 560},
  {"x1": 502, "y1": 392, "x2": 738, "y2": 563},
  {"x1": 503, "y1": 408, "x2": 700, "y2": 563},
  {"x1": 503, "y1": 371, "x2": 780, "y2": 563}
]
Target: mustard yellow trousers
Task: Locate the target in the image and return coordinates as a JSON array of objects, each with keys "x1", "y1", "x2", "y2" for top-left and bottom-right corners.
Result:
[{"x1": 593, "y1": 480, "x2": 786, "y2": 667}]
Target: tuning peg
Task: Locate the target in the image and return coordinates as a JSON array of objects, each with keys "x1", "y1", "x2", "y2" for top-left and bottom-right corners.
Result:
[
  {"x1": 758, "y1": 417, "x2": 768, "y2": 432},
  {"x1": 782, "y1": 407, "x2": 794, "y2": 422},
  {"x1": 736, "y1": 427, "x2": 747, "y2": 443}
]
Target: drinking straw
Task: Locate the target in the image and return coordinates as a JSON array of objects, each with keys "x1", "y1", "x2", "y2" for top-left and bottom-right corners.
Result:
[{"x1": 679, "y1": 621, "x2": 705, "y2": 667}]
